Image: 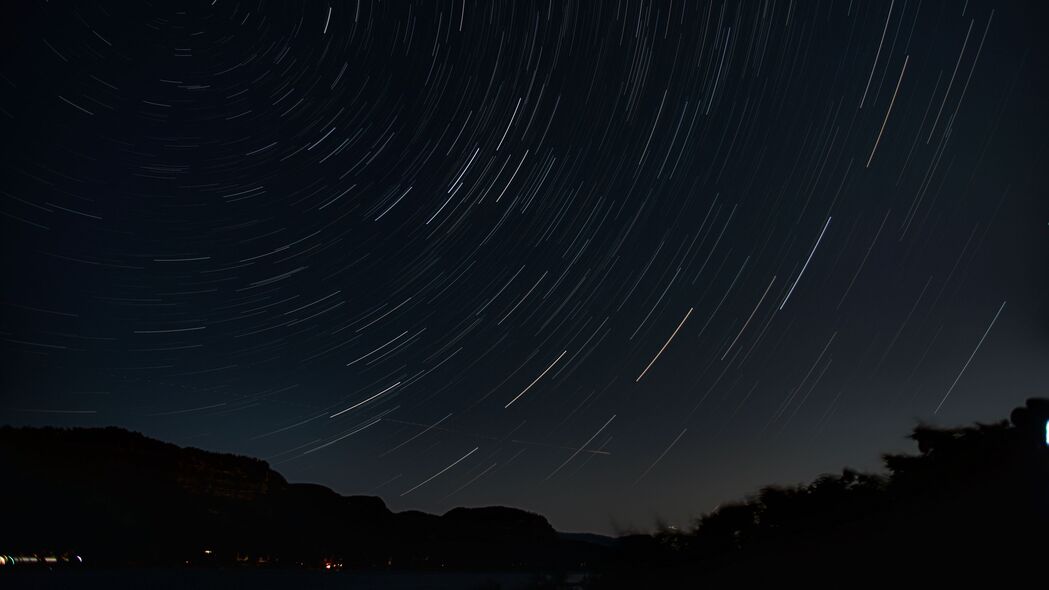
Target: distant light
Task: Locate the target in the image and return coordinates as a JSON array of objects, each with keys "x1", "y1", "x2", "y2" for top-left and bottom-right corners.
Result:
[
  {"x1": 203, "y1": 549, "x2": 212, "y2": 555},
  {"x1": 1045, "y1": 420, "x2": 1048, "y2": 446}
]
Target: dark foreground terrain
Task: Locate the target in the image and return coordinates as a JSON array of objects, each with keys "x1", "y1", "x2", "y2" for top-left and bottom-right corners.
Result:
[
  {"x1": 2, "y1": 398, "x2": 1047, "y2": 586},
  {"x1": 0, "y1": 569, "x2": 570, "y2": 590}
]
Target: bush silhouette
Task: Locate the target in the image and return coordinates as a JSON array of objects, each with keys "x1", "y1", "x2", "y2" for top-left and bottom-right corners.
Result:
[{"x1": 599, "y1": 398, "x2": 1049, "y2": 584}]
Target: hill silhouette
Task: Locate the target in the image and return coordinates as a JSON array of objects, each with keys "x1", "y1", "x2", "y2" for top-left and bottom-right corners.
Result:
[
  {"x1": 0, "y1": 425, "x2": 601, "y2": 571},
  {"x1": 2, "y1": 398, "x2": 1046, "y2": 582}
]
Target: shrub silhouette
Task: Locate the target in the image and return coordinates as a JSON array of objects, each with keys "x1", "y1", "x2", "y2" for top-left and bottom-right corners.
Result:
[{"x1": 599, "y1": 398, "x2": 1049, "y2": 584}]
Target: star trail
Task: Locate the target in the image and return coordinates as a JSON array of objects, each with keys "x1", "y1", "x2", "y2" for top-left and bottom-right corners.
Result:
[{"x1": 1, "y1": 0, "x2": 1046, "y2": 534}]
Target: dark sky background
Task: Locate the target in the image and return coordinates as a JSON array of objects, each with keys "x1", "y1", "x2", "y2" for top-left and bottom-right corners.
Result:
[{"x1": 1, "y1": 0, "x2": 1046, "y2": 535}]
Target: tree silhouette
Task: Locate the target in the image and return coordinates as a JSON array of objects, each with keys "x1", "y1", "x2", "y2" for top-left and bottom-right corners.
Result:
[{"x1": 598, "y1": 398, "x2": 1049, "y2": 585}]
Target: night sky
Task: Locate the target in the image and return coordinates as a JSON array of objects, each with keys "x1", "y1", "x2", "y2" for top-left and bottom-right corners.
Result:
[{"x1": 1, "y1": 0, "x2": 1046, "y2": 535}]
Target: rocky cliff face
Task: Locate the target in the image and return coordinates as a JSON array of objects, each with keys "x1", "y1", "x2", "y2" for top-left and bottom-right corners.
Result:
[{"x1": 173, "y1": 450, "x2": 286, "y2": 501}]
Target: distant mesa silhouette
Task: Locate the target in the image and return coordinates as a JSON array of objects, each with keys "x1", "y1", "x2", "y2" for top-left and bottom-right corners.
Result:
[{"x1": 0, "y1": 425, "x2": 599, "y2": 572}]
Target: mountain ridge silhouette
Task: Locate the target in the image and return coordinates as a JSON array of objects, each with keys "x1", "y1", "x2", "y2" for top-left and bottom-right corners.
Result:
[{"x1": 0, "y1": 424, "x2": 604, "y2": 570}]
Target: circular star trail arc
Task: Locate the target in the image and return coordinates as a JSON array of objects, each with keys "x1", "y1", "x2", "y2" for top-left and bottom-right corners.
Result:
[{"x1": 1, "y1": 1, "x2": 1046, "y2": 533}]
